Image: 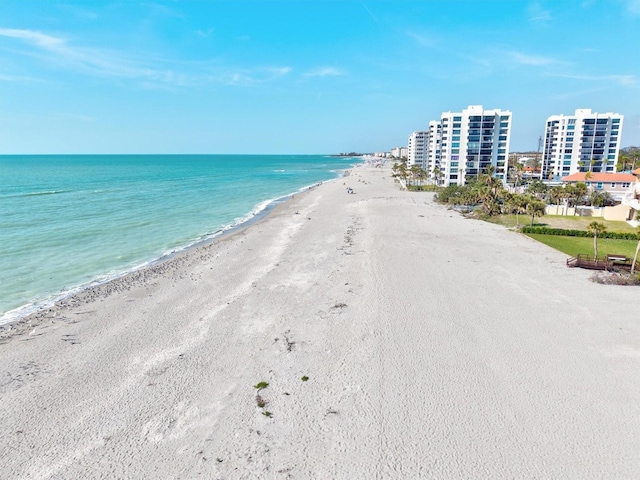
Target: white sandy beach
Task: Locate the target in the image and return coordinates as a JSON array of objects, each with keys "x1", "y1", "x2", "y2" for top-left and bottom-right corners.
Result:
[{"x1": 2, "y1": 164, "x2": 640, "y2": 479}]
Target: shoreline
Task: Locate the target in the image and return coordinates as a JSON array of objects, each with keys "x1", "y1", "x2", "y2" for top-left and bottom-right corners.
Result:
[
  {"x1": 3, "y1": 162, "x2": 639, "y2": 478},
  {"x1": 0, "y1": 170, "x2": 351, "y2": 331}
]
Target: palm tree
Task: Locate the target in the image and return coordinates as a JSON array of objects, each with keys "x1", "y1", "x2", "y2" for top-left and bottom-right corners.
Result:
[
  {"x1": 527, "y1": 179, "x2": 548, "y2": 200},
  {"x1": 568, "y1": 182, "x2": 588, "y2": 215},
  {"x1": 503, "y1": 193, "x2": 528, "y2": 227},
  {"x1": 590, "y1": 190, "x2": 612, "y2": 208},
  {"x1": 511, "y1": 162, "x2": 524, "y2": 188},
  {"x1": 587, "y1": 221, "x2": 607, "y2": 260},
  {"x1": 631, "y1": 226, "x2": 640, "y2": 275},
  {"x1": 432, "y1": 166, "x2": 443, "y2": 186},
  {"x1": 392, "y1": 162, "x2": 408, "y2": 188},
  {"x1": 617, "y1": 153, "x2": 631, "y2": 172},
  {"x1": 409, "y1": 165, "x2": 426, "y2": 188},
  {"x1": 526, "y1": 198, "x2": 546, "y2": 226}
]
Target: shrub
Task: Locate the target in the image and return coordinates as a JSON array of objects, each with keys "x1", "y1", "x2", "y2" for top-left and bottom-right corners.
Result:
[{"x1": 522, "y1": 226, "x2": 638, "y2": 240}]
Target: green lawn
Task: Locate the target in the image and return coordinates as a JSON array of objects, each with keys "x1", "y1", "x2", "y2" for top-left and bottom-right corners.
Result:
[
  {"x1": 493, "y1": 214, "x2": 637, "y2": 233},
  {"x1": 526, "y1": 234, "x2": 638, "y2": 259}
]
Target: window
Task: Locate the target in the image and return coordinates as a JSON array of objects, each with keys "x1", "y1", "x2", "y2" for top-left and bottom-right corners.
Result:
[
  {"x1": 451, "y1": 155, "x2": 459, "y2": 160},
  {"x1": 567, "y1": 125, "x2": 575, "y2": 130},
  {"x1": 452, "y1": 149, "x2": 460, "y2": 154},
  {"x1": 566, "y1": 132, "x2": 574, "y2": 136},
  {"x1": 452, "y1": 129, "x2": 460, "y2": 134},
  {"x1": 623, "y1": 182, "x2": 631, "y2": 188},
  {"x1": 597, "y1": 119, "x2": 608, "y2": 124},
  {"x1": 452, "y1": 136, "x2": 460, "y2": 141},
  {"x1": 565, "y1": 149, "x2": 572, "y2": 154},
  {"x1": 500, "y1": 122, "x2": 509, "y2": 128},
  {"x1": 563, "y1": 160, "x2": 571, "y2": 165},
  {"x1": 453, "y1": 116, "x2": 462, "y2": 121},
  {"x1": 498, "y1": 148, "x2": 506, "y2": 154},
  {"x1": 612, "y1": 118, "x2": 620, "y2": 123},
  {"x1": 608, "y1": 154, "x2": 616, "y2": 159},
  {"x1": 499, "y1": 135, "x2": 507, "y2": 141},
  {"x1": 596, "y1": 182, "x2": 603, "y2": 189},
  {"x1": 453, "y1": 123, "x2": 461, "y2": 128},
  {"x1": 450, "y1": 162, "x2": 459, "y2": 167},
  {"x1": 611, "y1": 183, "x2": 616, "y2": 188},
  {"x1": 568, "y1": 119, "x2": 576, "y2": 124},
  {"x1": 452, "y1": 142, "x2": 460, "y2": 148},
  {"x1": 497, "y1": 155, "x2": 505, "y2": 160},
  {"x1": 500, "y1": 115, "x2": 509, "y2": 121},
  {"x1": 586, "y1": 182, "x2": 591, "y2": 186}
]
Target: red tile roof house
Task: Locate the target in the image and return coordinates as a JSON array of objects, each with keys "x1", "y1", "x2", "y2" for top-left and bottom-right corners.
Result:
[{"x1": 557, "y1": 172, "x2": 639, "y2": 221}]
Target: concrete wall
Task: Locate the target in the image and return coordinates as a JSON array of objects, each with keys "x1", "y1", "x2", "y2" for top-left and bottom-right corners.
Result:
[
  {"x1": 603, "y1": 204, "x2": 634, "y2": 221},
  {"x1": 545, "y1": 204, "x2": 633, "y2": 221}
]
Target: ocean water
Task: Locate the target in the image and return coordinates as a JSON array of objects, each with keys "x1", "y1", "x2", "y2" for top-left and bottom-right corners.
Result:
[{"x1": 0, "y1": 154, "x2": 358, "y2": 324}]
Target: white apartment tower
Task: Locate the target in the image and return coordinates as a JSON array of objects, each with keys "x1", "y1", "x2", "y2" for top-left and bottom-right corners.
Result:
[
  {"x1": 542, "y1": 109, "x2": 624, "y2": 180},
  {"x1": 407, "y1": 131, "x2": 428, "y2": 169},
  {"x1": 426, "y1": 120, "x2": 441, "y2": 178},
  {"x1": 436, "y1": 105, "x2": 511, "y2": 186}
]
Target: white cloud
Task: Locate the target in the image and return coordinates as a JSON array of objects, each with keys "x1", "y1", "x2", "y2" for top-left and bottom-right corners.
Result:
[
  {"x1": 195, "y1": 28, "x2": 214, "y2": 38},
  {"x1": 0, "y1": 28, "x2": 291, "y2": 89},
  {"x1": 548, "y1": 73, "x2": 638, "y2": 87},
  {"x1": 219, "y1": 66, "x2": 292, "y2": 86},
  {"x1": 508, "y1": 51, "x2": 558, "y2": 66},
  {"x1": 625, "y1": 0, "x2": 640, "y2": 14},
  {"x1": 0, "y1": 28, "x2": 66, "y2": 48},
  {"x1": 359, "y1": 0, "x2": 378, "y2": 23},
  {"x1": 406, "y1": 31, "x2": 437, "y2": 48},
  {"x1": 528, "y1": 2, "x2": 552, "y2": 23},
  {"x1": 0, "y1": 73, "x2": 48, "y2": 83},
  {"x1": 303, "y1": 67, "x2": 345, "y2": 77}
]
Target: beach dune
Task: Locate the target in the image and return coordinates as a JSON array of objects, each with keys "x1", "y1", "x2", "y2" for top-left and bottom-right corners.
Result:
[{"x1": 2, "y1": 165, "x2": 640, "y2": 478}]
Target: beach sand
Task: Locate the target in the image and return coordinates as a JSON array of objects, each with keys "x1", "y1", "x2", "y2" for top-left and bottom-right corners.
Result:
[{"x1": 2, "y1": 164, "x2": 640, "y2": 479}]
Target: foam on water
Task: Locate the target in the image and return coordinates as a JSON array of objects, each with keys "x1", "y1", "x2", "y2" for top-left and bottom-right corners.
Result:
[{"x1": 0, "y1": 154, "x2": 359, "y2": 325}]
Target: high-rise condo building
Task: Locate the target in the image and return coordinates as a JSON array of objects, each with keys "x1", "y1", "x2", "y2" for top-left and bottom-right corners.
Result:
[
  {"x1": 435, "y1": 105, "x2": 512, "y2": 186},
  {"x1": 407, "y1": 131, "x2": 428, "y2": 169},
  {"x1": 542, "y1": 109, "x2": 624, "y2": 180},
  {"x1": 426, "y1": 120, "x2": 441, "y2": 178}
]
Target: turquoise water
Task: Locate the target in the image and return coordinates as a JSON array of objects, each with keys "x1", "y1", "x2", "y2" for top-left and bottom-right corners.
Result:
[{"x1": 0, "y1": 154, "x2": 358, "y2": 323}]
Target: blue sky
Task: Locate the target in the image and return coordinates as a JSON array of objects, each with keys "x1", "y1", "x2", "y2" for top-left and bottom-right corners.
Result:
[{"x1": 1, "y1": 0, "x2": 639, "y2": 154}]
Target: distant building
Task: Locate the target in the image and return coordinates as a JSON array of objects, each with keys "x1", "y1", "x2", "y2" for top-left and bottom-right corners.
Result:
[
  {"x1": 542, "y1": 109, "x2": 624, "y2": 180},
  {"x1": 390, "y1": 147, "x2": 407, "y2": 159},
  {"x1": 407, "y1": 131, "x2": 428, "y2": 169}
]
